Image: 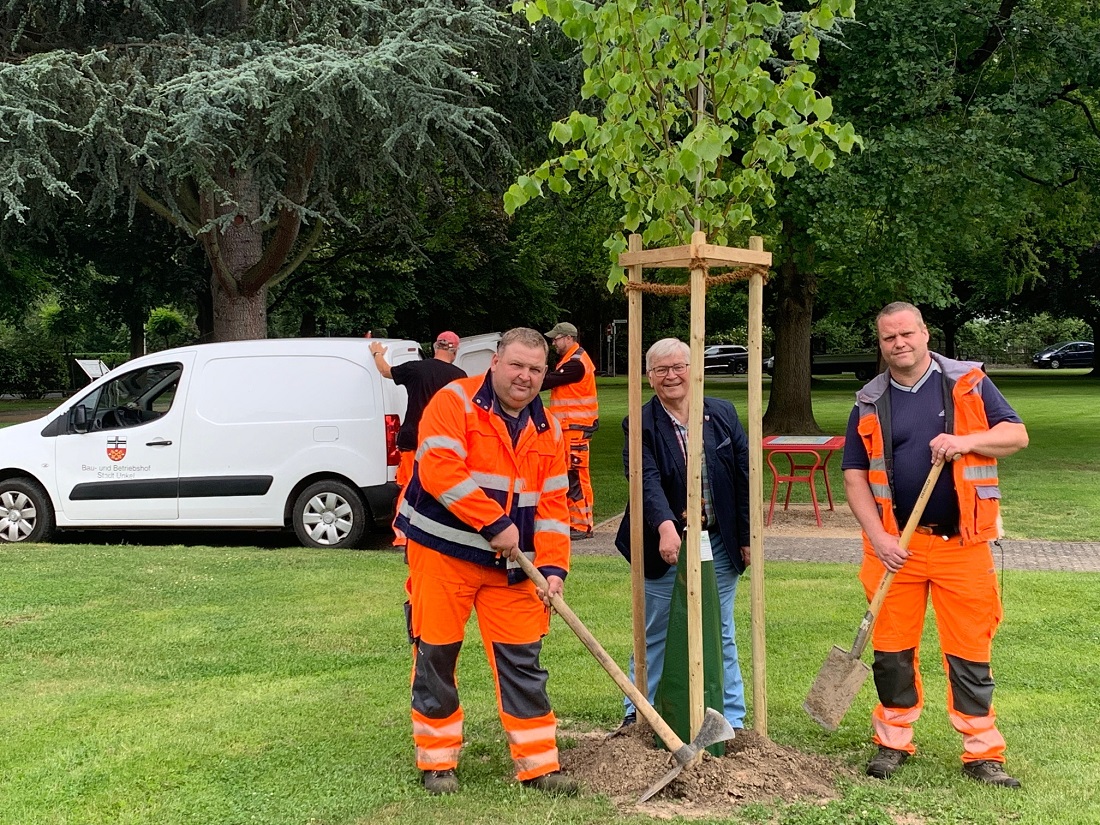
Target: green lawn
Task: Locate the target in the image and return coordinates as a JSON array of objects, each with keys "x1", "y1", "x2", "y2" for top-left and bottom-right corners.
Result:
[
  {"x1": 588, "y1": 369, "x2": 1100, "y2": 541},
  {"x1": 2, "y1": 543, "x2": 1098, "y2": 824}
]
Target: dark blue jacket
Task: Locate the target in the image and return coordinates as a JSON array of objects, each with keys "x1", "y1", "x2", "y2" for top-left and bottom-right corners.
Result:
[{"x1": 615, "y1": 396, "x2": 751, "y2": 579}]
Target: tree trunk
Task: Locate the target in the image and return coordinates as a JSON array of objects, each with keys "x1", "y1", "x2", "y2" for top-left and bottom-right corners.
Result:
[
  {"x1": 128, "y1": 318, "x2": 145, "y2": 359},
  {"x1": 762, "y1": 255, "x2": 821, "y2": 435},
  {"x1": 941, "y1": 320, "x2": 958, "y2": 359},
  {"x1": 200, "y1": 173, "x2": 269, "y2": 341},
  {"x1": 212, "y1": 279, "x2": 268, "y2": 340},
  {"x1": 195, "y1": 279, "x2": 215, "y2": 343}
]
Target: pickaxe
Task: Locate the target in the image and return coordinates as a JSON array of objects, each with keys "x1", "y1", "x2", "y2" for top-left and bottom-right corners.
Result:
[{"x1": 513, "y1": 552, "x2": 735, "y2": 803}]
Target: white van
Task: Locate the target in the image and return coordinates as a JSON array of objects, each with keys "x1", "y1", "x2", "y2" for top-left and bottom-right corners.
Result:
[{"x1": 0, "y1": 335, "x2": 498, "y2": 548}]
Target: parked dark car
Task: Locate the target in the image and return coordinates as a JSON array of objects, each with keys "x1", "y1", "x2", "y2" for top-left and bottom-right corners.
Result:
[
  {"x1": 1031, "y1": 341, "x2": 1094, "y2": 369},
  {"x1": 763, "y1": 352, "x2": 879, "y2": 380},
  {"x1": 703, "y1": 344, "x2": 749, "y2": 375}
]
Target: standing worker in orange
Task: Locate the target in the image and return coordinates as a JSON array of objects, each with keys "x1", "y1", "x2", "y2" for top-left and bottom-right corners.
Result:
[
  {"x1": 395, "y1": 328, "x2": 577, "y2": 797},
  {"x1": 842, "y1": 302, "x2": 1029, "y2": 788},
  {"x1": 541, "y1": 322, "x2": 599, "y2": 540}
]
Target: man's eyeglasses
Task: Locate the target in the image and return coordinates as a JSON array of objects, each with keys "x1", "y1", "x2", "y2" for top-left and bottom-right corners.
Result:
[{"x1": 649, "y1": 363, "x2": 689, "y2": 378}]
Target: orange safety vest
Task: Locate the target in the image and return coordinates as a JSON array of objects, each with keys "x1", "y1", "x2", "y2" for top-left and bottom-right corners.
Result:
[
  {"x1": 854, "y1": 353, "x2": 1002, "y2": 544},
  {"x1": 396, "y1": 372, "x2": 571, "y2": 581},
  {"x1": 547, "y1": 342, "x2": 598, "y2": 432}
]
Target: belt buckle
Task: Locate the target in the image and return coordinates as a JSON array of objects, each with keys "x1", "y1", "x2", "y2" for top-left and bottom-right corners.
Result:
[{"x1": 914, "y1": 525, "x2": 934, "y2": 535}]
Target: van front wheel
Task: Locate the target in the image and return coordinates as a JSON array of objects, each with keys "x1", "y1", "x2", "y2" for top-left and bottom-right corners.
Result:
[
  {"x1": 292, "y1": 480, "x2": 366, "y2": 549},
  {"x1": 0, "y1": 477, "x2": 56, "y2": 543}
]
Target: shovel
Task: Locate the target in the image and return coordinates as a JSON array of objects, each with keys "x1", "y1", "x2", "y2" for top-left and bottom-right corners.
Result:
[
  {"x1": 512, "y1": 551, "x2": 735, "y2": 803},
  {"x1": 803, "y1": 459, "x2": 947, "y2": 731}
]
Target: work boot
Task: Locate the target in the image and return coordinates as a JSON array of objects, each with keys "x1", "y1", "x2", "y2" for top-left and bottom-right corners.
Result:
[
  {"x1": 522, "y1": 771, "x2": 580, "y2": 796},
  {"x1": 570, "y1": 529, "x2": 592, "y2": 541},
  {"x1": 866, "y1": 746, "x2": 909, "y2": 779},
  {"x1": 422, "y1": 769, "x2": 459, "y2": 795},
  {"x1": 605, "y1": 711, "x2": 636, "y2": 739},
  {"x1": 962, "y1": 760, "x2": 1021, "y2": 789}
]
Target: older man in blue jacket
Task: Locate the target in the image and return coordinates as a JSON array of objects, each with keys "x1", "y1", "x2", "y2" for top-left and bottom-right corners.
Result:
[{"x1": 614, "y1": 337, "x2": 752, "y2": 730}]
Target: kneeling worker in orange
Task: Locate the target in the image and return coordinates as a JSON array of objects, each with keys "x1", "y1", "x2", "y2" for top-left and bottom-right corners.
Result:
[{"x1": 395, "y1": 327, "x2": 578, "y2": 796}]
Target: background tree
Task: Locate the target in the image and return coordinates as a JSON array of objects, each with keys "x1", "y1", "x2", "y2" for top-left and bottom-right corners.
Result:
[
  {"x1": 1, "y1": 0, "x2": 516, "y2": 341},
  {"x1": 762, "y1": 0, "x2": 1100, "y2": 432},
  {"x1": 145, "y1": 306, "x2": 194, "y2": 352}
]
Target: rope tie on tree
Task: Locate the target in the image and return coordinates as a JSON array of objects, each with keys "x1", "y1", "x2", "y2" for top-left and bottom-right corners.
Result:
[{"x1": 623, "y1": 264, "x2": 769, "y2": 295}]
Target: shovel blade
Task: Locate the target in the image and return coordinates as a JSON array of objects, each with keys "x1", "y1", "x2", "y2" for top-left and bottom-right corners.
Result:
[{"x1": 803, "y1": 645, "x2": 872, "y2": 731}]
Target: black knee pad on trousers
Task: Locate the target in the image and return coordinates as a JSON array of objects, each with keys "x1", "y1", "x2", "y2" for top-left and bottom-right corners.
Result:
[
  {"x1": 946, "y1": 653, "x2": 995, "y2": 717},
  {"x1": 412, "y1": 640, "x2": 463, "y2": 718},
  {"x1": 567, "y1": 468, "x2": 582, "y2": 500},
  {"x1": 872, "y1": 648, "x2": 919, "y2": 709},
  {"x1": 492, "y1": 640, "x2": 552, "y2": 718}
]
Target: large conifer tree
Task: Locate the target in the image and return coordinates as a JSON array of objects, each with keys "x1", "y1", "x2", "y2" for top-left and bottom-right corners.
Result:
[{"x1": 1, "y1": 1, "x2": 511, "y2": 339}]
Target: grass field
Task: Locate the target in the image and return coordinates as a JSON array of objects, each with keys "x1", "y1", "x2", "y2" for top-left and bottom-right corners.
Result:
[{"x1": 2, "y1": 543, "x2": 1099, "y2": 824}]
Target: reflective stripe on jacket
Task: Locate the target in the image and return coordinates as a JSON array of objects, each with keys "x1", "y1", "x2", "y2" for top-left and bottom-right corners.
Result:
[
  {"x1": 854, "y1": 353, "x2": 1002, "y2": 543},
  {"x1": 547, "y1": 343, "x2": 598, "y2": 430},
  {"x1": 395, "y1": 372, "x2": 571, "y2": 583}
]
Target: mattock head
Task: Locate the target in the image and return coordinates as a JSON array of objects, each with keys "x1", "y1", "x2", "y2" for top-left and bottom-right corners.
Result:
[{"x1": 637, "y1": 708, "x2": 735, "y2": 803}]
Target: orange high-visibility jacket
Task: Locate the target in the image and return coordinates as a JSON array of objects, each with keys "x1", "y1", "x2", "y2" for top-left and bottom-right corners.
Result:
[
  {"x1": 547, "y1": 343, "x2": 598, "y2": 431},
  {"x1": 396, "y1": 373, "x2": 571, "y2": 583},
  {"x1": 854, "y1": 353, "x2": 1003, "y2": 543}
]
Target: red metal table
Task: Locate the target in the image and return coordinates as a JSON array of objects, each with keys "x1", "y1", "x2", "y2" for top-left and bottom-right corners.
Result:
[{"x1": 763, "y1": 435, "x2": 846, "y2": 527}]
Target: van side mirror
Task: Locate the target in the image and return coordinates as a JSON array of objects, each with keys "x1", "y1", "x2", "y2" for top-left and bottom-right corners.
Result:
[{"x1": 70, "y1": 405, "x2": 89, "y2": 433}]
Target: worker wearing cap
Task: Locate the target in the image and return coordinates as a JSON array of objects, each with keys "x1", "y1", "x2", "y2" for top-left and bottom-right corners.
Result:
[
  {"x1": 541, "y1": 322, "x2": 599, "y2": 539},
  {"x1": 371, "y1": 331, "x2": 467, "y2": 544}
]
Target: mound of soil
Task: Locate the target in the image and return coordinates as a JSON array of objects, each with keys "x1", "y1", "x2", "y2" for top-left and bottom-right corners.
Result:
[{"x1": 563, "y1": 724, "x2": 855, "y2": 817}]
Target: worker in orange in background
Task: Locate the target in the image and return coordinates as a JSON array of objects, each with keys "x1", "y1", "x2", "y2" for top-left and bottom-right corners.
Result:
[
  {"x1": 540, "y1": 322, "x2": 598, "y2": 540},
  {"x1": 395, "y1": 327, "x2": 578, "y2": 797}
]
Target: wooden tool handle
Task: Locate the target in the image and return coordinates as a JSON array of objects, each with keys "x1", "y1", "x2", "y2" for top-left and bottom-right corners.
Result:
[
  {"x1": 850, "y1": 459, "x2": 946, "y2": 657},
  {"x1": 511, "y1": 552, "x2": 688, "y2": 753}
]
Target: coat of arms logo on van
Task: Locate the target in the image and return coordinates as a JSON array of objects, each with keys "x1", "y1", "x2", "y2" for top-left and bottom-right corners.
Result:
[{"x1": 107, "y1": 436, "x2": 127, "y2": 461}]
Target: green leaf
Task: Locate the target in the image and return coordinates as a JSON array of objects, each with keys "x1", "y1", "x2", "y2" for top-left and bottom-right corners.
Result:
[
  {"x1": 550, "y1": 121, "x2": 573, "y2": 145},
  {"x1": 837, "y1": 122, "x2": 858, "y2": 154},
  {"x1": 503, "y1": 185, "x2": 525, "y2": 215},
  {"x1": 813, "y1": 96, "x2": 834, "y2": 122}
]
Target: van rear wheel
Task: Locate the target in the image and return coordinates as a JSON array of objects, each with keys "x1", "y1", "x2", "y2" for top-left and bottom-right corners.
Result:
[
  {"x1": 0, "y1": 477, "x2": 55, "y2": 543},
  {"x1": 292, "y1": 480, "x2": 366, "y2": 549}
]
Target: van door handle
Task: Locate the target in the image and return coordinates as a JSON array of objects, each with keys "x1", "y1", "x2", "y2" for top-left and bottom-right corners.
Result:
[{"x1": 146, "y1": 439, "x2": 173, "y2": 447}]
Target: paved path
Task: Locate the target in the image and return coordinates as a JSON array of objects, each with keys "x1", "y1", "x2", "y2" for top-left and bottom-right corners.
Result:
[{"x1": 577, "y1": 515, "x2": 1100, "y2": 573}]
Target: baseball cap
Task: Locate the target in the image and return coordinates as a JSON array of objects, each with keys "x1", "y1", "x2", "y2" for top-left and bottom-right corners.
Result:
[
  {"x1": 545, "y1": 322, "x2": 578, "y2": 339},
  {"x1": 434, "y1": 331, "x2": 460, "y2": 350}
]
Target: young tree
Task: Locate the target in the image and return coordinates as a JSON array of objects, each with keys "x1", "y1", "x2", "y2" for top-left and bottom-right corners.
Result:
[
  {"x1": 504, "y1": 0, "x2": 860, "y2": 274},
  {"x1": 1, "y1": 1, "x2": 513, "y2": 340}
]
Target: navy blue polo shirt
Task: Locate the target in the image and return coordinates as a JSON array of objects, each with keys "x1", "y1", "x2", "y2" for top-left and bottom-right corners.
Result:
[{"x1": 842, "y1": 362, "x2": 1021, "y2": 529}]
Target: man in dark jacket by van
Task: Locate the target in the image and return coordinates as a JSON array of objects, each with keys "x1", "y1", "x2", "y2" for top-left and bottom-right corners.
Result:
[{"x1": 370, "y1": 332, "x2": 467, "y2": 545}]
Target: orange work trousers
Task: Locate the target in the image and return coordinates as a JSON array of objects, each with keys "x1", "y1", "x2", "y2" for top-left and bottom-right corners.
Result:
[
  {"x1": 564, "y1": 430, "x2": 594, "y2": 534},
  {"x1": 391, "y1": 450, "x2": 416, "y2": 547},
  {"x1": 407, "y1": 541, "x2": 560, "y2": 781},
  {"x1": 860, "y1": 532, "x2": 1006, "y2": 763}
]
